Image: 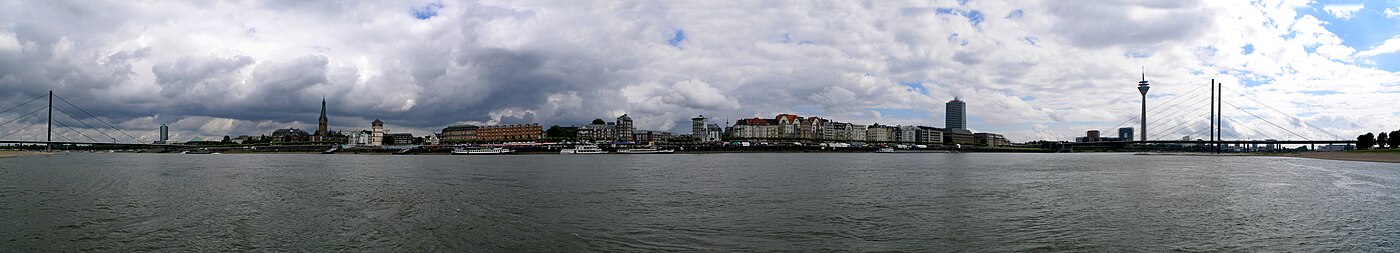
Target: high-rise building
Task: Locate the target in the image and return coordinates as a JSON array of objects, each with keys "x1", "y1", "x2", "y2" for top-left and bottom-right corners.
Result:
[
  {"x1": 946, "y1": 98, "x2": 966, "y2": 130},
  {"x1": 159, "y1": 124, "x2": 168, "y2": 144},
  {"x1": 1118, "y1": 127, "x2": 1134, "y2": 140},
  {"x1": 616, "y1": 114, "x2": 634, "y2": 142},
  {"x1": 315, "y1": 98, "x2": 329, "y2": 141}
]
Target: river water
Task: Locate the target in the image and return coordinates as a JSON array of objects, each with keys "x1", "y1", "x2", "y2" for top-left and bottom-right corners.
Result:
[{"x1": 1, "y1": 153, "x2": 1397, "y2": 251}]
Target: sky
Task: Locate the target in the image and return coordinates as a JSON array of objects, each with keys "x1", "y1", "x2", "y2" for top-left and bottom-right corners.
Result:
[{"x1": 0, "y1": 0, "x2": 1398, "y2": 143}]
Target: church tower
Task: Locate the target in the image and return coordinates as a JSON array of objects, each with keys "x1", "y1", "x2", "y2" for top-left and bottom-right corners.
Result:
[{"x1": 316, "y1": 98, "x2": 329, "y2": 141}]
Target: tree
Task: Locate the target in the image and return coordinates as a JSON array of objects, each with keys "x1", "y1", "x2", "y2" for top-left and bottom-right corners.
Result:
[
  {"x1": 591, "y1": 118, "x2": 606, "y2": 125},
  {"x1": 221, "y1": 135, "x2": 232, "y2": 144},
  {"x1": 1380, "y1": 132, "x2": 1390, "y2": 149},
  {"x1": 1389, "y1": 130, "x2": 1400, "y2": 149},
  {"x1": 546, "y1": 125, "x2": 564, "y2": 137},
  {"x1": 1357, "y1": 133, "x2": 1375, "y2": 150}
]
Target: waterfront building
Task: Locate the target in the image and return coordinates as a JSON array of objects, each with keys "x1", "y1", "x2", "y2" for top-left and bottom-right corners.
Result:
[
  {"x1": 896, "y1": 125, "x2": 918, "y2": 143},
  {"x1": 616, "y1": 114, "x2": 634, "y2": 142},
  {"x1": 866, "y1": 123, "x2": 895, "y2": 143},
  {"x1": 476, "y1": 124, "x2": 543, "y2": 141},
  {"x1": 850, "y1": 124, "x2": 867, "y2": 142},
  {"x1": 1087, "y1": 130, "x2": 1101, "y2": 142},
  {"x1": 692, "y1": 115, "x2": 707, "y2": 140},
  {"x1": 946, "y1": 98, "x2": 966, "y2": 130},
  {"x1": 426, "y1": 133, "x2": 441, "y2": 145},
  {"x1": 632, "y1": 130, "x2": 672, "y2": 144},
  {"x1": 974, "y1": 133, "x2": 1008, "y2": 147},
  {"x1": 917, "y1": 126, "x2": 944, "y2": 144},
  {"x1": 159, "y1": 124, "x2": 169, "y2": 144},
  {"x1": 271, "y1": 128, "x2": 311, "y2": 143},
  {"x1": 704, "y1": 124, "x2": 723, "y2": 142},
  {"x1": 347, "y1": 130, "x2": 372, "y2": 146},
  {"x1": 388, "y1": 133, "x2": 415, "y2": 145},
  {"x1": 578, "y1": 122, "x2": 617, "y2": 142},
  {"x1": 370, "y1": 119, "x2": 386, "y2": 146},
  {"x1": 942, "y1": 128, "x2": 975, "y2": 144},
  {"x1": 441, "y1": 125, "x2": 478, "y2": 142},
  {"x1": 689, "y1": 115, "x2": 724, "y2": 142},
  {"x1": 1118, "y1": 127, "x2": 1134, "y2": 140}
]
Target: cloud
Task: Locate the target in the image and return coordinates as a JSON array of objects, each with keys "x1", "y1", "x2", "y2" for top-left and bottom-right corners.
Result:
[
  {"x1": 1322, "y1": 4, "x2": 1364, "y2": 20},
  {"x1": 1387, "y1": 8, "x2": 1400, "y2": 18},
  {"x1": 1358, "y1": 37, "x2": 1400, "y2": 57}
]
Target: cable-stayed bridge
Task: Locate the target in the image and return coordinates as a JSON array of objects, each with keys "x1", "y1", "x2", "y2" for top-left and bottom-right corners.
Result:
[
  {"x1": 0, "y1": 91, "x2": 188, "y2": 151},
  {"x1": 1060, "y1": 77, "x2": 1356, "y2": 152}
]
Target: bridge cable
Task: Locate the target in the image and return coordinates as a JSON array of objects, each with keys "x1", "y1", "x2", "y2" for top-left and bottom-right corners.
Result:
[
  {"x1": 0, "y1": 94, "x2": 47, "y2": 118},
  {"x1": 0, "y1": 106, "x2": 49, "y2": 130},
  {"x1": 1142, "y1": 94, "x2": 1211, "y2": 131},
  {"x1": 1144, "y1": 99, "x2": 1212, "y2": 136},
  {"x1": 1222, "y1": 87, "x2": 1342, "y2": 140},
  {"x1": 52, "y1": 106, "x2": 123, "y2": 143},
  {"x1": 52, "y1": 119, "x2": 101, "y2": 143},
  {"x1": 1141, "y1": 87, "x2": 1214, "y2": 128},
  {"x1": 1152, "y1": 116, "x2": 1211, "y2": 140},
  {"x1": 1107, "y1": 85, "x2": 1211, "y2": 131},
  {"x1": 1223, "y1": 101, "x2": 1310, "y2": 140},
  {"x1": 53, "y1": 95, "x2": 142, "y2": 142},
  {"x1": 0, "y1": 119, "x2": 44, "y2": 140},
  {"x1": 1223, "y1": 117, "x2": 1267, "y2": 140}
]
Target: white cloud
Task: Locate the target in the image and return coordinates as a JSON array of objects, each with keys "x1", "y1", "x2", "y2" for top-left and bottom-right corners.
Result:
[
  {"x1": 1322, "y1": 4, "x2": 1365, "y2": 20},
  {"x1": 1358, "y1": 37, "x2": 1400, "y2": 57},
  {"x1": 1386, "y1": 7, "x2": 1399, "y2": 18}
]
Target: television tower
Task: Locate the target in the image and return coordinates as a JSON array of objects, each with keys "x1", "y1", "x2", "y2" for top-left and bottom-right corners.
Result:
[{"x1": 1137, "y1": 70, "x2": 1150, "y2": 142}]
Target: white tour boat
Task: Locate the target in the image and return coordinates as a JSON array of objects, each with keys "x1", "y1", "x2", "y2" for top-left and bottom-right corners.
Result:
[
  {"x1": 560, "y1": 145, "x2": 608, "y2": 154},
  {"x1": 452, "y1": 147, "x2": 515, "y2": 155},
  {"x1": 616, "y1": 147, "x2": 675, "y2": 154}
]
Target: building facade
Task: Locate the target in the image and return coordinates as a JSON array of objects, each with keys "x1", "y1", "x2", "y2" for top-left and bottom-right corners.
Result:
[
  {"x1": 158, "y1": 124, "x2": 169, "y2": 144},
  {"x1": 946, "y1": 98, "x2": 966, "y2": 130},
  {"x1": 370, "y1": 119, "x2": 385, "y2": 146},
  {"x1": 974, "y1": 133, "x2": 1008, "y2": 146},
  {"x1": 615, "y1": 114, "x2": 634, "y2": 142}
]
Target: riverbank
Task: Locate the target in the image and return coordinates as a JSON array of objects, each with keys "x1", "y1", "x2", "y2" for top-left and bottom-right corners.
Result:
[
  {"x1": 0, "y1": 151, "x2": 49, "y2": 159},
  {"x1": 1275, "y1": 150, "x2": 1400, "y2": 163}
]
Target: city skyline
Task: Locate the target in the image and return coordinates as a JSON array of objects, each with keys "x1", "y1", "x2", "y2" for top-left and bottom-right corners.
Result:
[{"x1": 1, "y1": 1, "x2": 1398, "y2": 143}]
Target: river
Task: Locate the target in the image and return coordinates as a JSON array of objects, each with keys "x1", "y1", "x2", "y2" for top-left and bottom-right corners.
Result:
[{"x1": 1, "y1": 153, "x2": 1396, "y2": 251}]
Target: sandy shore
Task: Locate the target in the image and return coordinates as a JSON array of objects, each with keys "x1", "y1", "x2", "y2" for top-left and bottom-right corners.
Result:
[
  {"x1": 1276, "y1": 152, "x2": 1400, "y2": 163},
  {"x1": 0, "y1": 151, "x2": 49, "y2": 159}
]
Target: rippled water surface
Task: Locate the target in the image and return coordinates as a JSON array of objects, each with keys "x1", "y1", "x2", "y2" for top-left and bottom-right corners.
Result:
[{"x1": 1, "y1": 153, "x2": 1397, "y2": 251}]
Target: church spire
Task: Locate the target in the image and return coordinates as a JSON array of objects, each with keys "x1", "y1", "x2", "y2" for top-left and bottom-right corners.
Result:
[{"x1": 317, "y1": 97, "x2": 329, "y2": 138}]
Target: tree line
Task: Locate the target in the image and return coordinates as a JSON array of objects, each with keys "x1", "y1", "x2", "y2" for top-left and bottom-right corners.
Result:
[{"x1": 1356, "y1": 129, "x2": 1400, "y2": 150}]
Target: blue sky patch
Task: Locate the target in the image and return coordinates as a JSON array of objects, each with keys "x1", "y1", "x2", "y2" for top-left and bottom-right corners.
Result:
[
  {"x1": 668, "y1": 29, "x2": 687, "y2": 47},
  {"x1": 1124, "y1": 51, "x2": 1152, "y2": 58},
  {"x1": 1005, "y1": 9, "x2": 1024, "y2": 19},
  {"x1": 1298, "y1": 1, "x2": 1400, "y2": 54},
  {"x1": 899, "y1": 81, "x2": 928, "y2": 94},
  {"x1": 1021, "y1": 36, "x2": 1038, "y2": 46},
  {"x1": 935, "y1": 7, "x2": 986, "y2": 28},
  {"x1": 411, "y1": 2, "x2": 444, "y2": 20},
  {"x1": 1299, "y1": 90, "x2": 1342, "y2": 95},
  {"x1": 1242, "y1": 44, "x2": 1254, "y2": 54}
]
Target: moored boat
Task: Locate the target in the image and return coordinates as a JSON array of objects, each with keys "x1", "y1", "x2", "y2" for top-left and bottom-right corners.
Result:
[
  {"x1": 616, "y1": 147, "x2": 674, "y2": 154},
  {"x1": 452, "y1": 147, "x2": 515, "y2": 155},
  {"x1": 181, "y1": 149, "x2": 220, "y2": 155},
  {"x1": 560, "y1": 145, "x2": 607, "y2": 154}
]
